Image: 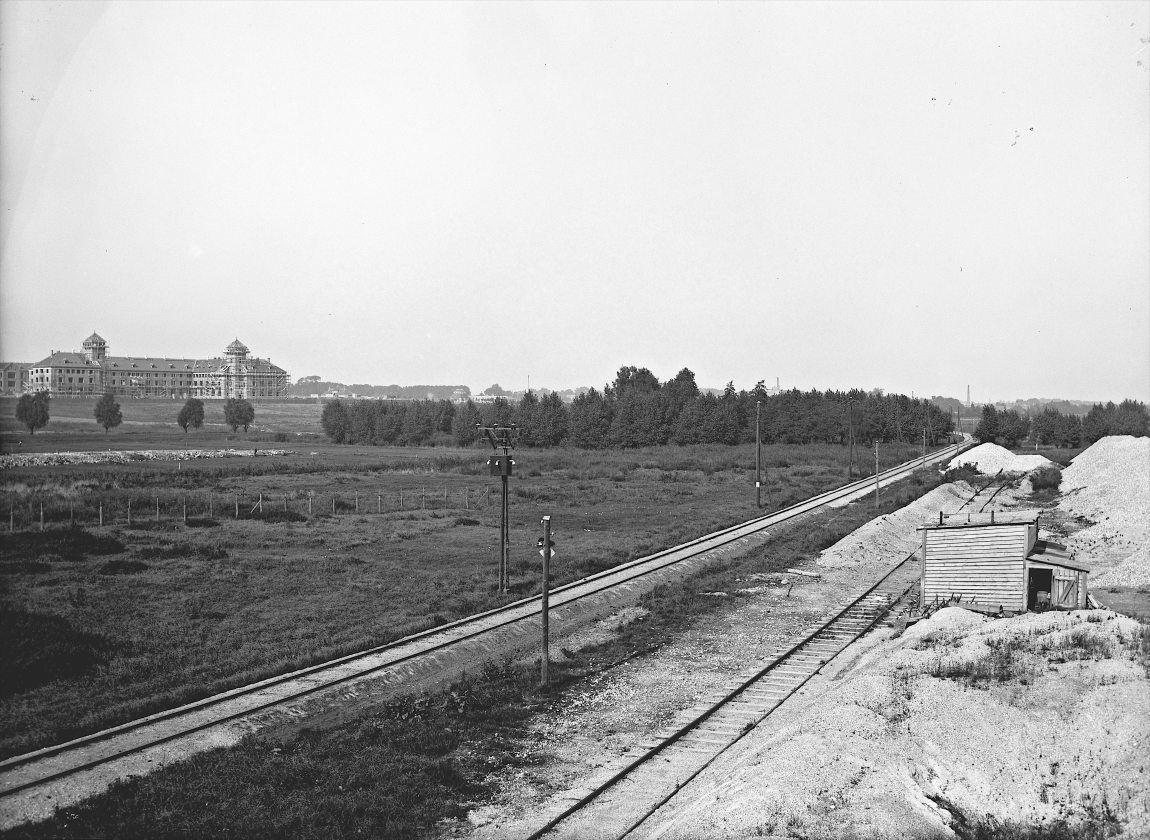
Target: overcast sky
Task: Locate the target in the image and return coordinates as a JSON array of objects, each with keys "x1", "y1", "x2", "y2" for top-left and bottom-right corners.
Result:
[{"x1": 2, "y1": 1, "x2": 1147, "y2": 401}]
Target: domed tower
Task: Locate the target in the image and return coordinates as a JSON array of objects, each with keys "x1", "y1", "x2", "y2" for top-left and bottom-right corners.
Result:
[
  {"x1": 82, "y1": 332, "x2": 107, "y2": 362},
  {"x1": 225, "y1": 338, "x2": 249, "y2": 363},
  {"x1": 224, "y1": 338, "x2": 249, "y2": 398}
]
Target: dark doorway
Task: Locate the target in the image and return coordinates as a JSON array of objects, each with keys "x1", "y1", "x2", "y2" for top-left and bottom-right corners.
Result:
[{"x1": 1027, "y1": 568, "x2": 1053, "y2": 610}]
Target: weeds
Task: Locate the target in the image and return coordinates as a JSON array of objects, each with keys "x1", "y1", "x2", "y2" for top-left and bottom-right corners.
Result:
[{"x1": 929, "y1": 637, "x2": 1035, "y2": 687}]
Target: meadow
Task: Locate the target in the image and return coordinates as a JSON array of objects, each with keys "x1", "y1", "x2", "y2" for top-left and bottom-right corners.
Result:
[{"x1": 0, "y1": 397, "x2": 933, "y2": 759}]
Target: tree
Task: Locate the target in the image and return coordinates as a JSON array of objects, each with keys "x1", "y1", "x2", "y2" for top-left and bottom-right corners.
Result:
[
  {"x1": 997, "y1": 409, "x2": 1030, "y2": 448},
  {"x1": 177, "y1": 398, "x2": 204, "y2": 434},
  {"x1": 569, "y1": 388, "x2": 612, "y2": 448},
  {"x1": 223, "y1": 397, "x2": 255, "y2": 432},
  {"x1": 15, "y1": 392, "x2": 50, "y2": 434},
  {"x1": 974, "y1": 405, "x2": 999, "y2": 444},
  {"x1": 1114, "y1": 399, "x2": 1150, "y2": 437},
  {"x1": 320, "y1": 400, "x2": 350, "y2": 443},
  {"x1": 452, "y1": 400, "x2": 481, "y2": 445},
  {"x1": 94, "y1": 392, "x2": 123, "y2": 433}
]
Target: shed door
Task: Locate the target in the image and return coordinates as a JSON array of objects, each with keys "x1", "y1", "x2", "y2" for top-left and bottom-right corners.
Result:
[{"x1": 1053, "y1": 571, "x2": 1078, "y2": 609}]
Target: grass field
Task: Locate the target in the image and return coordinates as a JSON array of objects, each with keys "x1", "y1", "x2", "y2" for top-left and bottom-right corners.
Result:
[{"x1": 0, "y1": 398, "x2": 937, "y2": 759}]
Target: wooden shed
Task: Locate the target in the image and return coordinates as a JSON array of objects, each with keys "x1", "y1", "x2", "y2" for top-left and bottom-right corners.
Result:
[{"x1": 919, "y1": 511, "x2": 1089, "y2": 614}]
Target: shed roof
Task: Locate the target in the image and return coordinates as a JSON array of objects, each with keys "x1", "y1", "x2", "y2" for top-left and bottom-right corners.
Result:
[
  {"x1": 919, "y1": 510, "x2": 1041, "y2": 531},
  {"x1": 1027, "y1": 539, "x2": 1090, "y2": 573}
]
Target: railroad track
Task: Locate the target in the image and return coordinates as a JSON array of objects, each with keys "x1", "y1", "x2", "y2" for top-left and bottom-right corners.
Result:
[
  {"x1": 0, "y1": 441, "x2": 969, "y2": 829},
  {"x1": 525, "y1": 472, "x2": 1009, "y2": 840}
]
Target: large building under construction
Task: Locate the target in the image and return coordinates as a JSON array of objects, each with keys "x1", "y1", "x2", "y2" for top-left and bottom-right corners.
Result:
[{"x1": 25, "y1": 333, "x2": 289, "y2": 399}]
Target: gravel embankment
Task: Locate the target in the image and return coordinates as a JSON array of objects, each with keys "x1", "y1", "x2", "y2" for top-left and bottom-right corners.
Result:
[{"x1": 0, "y1": 448, "x2": 288, "y2": 469}]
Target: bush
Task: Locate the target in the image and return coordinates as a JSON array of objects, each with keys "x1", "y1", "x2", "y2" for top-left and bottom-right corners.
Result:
[
  {"x1": 942, "y1": 463, "x2": 982, "y2": 483},
  {"x1": 1029, "y1": 466, "x2": 1062, "y2": 492}
]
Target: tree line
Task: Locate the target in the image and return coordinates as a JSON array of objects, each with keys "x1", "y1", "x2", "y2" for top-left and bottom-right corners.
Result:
[
  {"x1": 12, "y1": 393, "x2": 258, "y2": 435},
  {"x1": 320, "y1": 366, "x2": 957, "y2": 449},
  {"x1": 975, "y1": 400, "x2": 1150, "y2": 448}
]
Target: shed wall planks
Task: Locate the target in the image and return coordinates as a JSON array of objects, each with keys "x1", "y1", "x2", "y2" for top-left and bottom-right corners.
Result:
[{"x1": 922, "y1": 524, "x2": 1029, "y2": 612}]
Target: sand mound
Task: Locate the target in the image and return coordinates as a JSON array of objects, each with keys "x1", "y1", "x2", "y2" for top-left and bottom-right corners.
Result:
[
  {"x1": 948, "y1": 442, "x2": 1055, "y2": 474},
  {"x1": 1058, "y1": 436, "x2": 1150, "y2": 584}
]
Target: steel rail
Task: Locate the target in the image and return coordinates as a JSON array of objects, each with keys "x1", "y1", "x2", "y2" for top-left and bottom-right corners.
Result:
[{"x1": 0, "y1": 441, "x2": 968, "y2": 807}]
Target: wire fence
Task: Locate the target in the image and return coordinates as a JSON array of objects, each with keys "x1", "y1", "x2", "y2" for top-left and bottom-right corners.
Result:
[{"x1": 3, "y1": 486, "x2": 498, "y2": 532}]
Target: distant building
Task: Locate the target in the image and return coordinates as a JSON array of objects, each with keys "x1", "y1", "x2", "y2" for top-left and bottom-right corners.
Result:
[
  {"x1": 25, "y1": 333, "x2": 288, "y2": 399},
  {"x1": 0, "y1": 362, "x2": 31, "y2": 395}
]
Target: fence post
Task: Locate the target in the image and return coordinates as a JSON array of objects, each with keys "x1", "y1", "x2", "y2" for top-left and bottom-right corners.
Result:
[
  {"x1": 355, "y1": 492, "x2": 359, "y2": 513},
  {"x1": 155, "y1": 497, "x2": 160, "y2": 522},
  {"x1": 183, "y1": 499, "x2": 187, "y2": 525},
  {"x1": 308, "y1": 495, "x2": 312, "y2": 517},
  {"x1": 377, "y1": 494, "x2": 381, "y2": 514},
  {"x1": 398, "y1": 490, "x2": 403, "y2": 509},
  {"x1": 444, "y1": 486, "x2": 447, "y2": 507},
  {"x1": 235, "y1": 495, "x2": 239, "y2": 519},
  {"x1": 465, "y1": 488, "x2": 469, "y2": 510},
  {"x1": 127, "y1": 499, "x2": 132, "y2": 527},
  {"x1": 259, "y1": 493, "x2": 264, "y2": 514},
  {"x1": 99, "y1": 503, "x2": 103, "y2": 528},
  {"x1": 9, "y1": 508, "x2": 13, "y2": 532},
  {"x1": 40, "y1": 502, "x2": 44, "y2": 531},
  {"x1": 333, "y1": 495, "x2": 337, "y2": 515}
]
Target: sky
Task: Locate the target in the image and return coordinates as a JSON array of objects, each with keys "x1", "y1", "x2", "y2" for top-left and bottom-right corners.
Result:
[{"x1": 1, "y1": 1, "x2": 1147, "y2": 402}]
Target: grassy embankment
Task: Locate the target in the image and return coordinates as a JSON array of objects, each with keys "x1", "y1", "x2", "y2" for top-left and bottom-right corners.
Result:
[
  {"x1": 1, "y1": 401, "x2": 936, "y2": 759},
  {"x1": 2, "y1": 463, "x2": 950, "y2": 840}
]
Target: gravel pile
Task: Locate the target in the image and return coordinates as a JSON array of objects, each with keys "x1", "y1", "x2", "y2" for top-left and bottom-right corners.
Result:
[
  {"x1": 948, "y1": 442, "x2": 1055, "y2": 475},
  {"x1": 816, "y1": 483, "x2": 970, "y2": 570},
  {"x1": 0, "y1": 448, "x2": 288, "y2": 469},
  {"x1": 1059, "y1": 436, "x2": 1150, "y2": 588}
]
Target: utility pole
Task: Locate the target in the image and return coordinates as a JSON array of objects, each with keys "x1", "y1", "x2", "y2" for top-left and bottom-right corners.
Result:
[
  {"x1": 480, "y1": 423, "x2": 518, "y2": 594},
  {"x1": 847, "y1": 399, "x2": 855, "y2": 478},
  {"x1": 874, "y1": 440, "x2": 880, "y2": 511},
  {"x1": 538, "y1": 515, "x2": 553, "y2": 687},
  {"x1": 755, "y1": 401, "x2": 762, "y2": 508}
]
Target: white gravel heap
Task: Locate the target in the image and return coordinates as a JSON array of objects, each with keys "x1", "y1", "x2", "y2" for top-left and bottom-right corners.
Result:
[
  {"x1": 0, "y1": 448, "x2": 288, "y2": 469},
  {"x1": 947, "y1": 442, "x2": 1055, "y2": 475},
  {"x1": 1059, "y1": 436, "x2": 1150, "y2": 588},
  {"x1": 817, "y1": 483, "x2": 969, "y2": 570}
]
